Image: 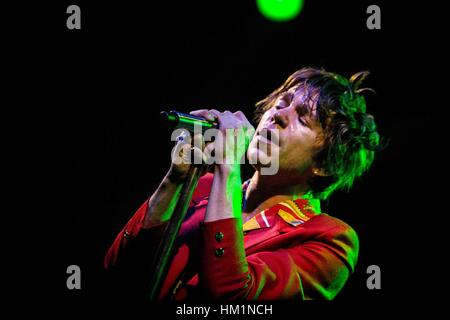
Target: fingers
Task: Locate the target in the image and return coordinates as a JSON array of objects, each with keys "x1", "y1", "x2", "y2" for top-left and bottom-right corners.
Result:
[
  {"x1": 171, "y1": 109, "x2": 255, "y2": 168},
  {"x1": 233, "y1": 110, "x2": 246, "y2": 121},
  {"x1": 174, "y1": 143, "x2": 207, "y2": 165},
  {"x1": 233, "y1": 111, "x2": 255, "y2": 143},
  {"x1": 189, "y1": 109, "x2": 217, "y2": 122},
  {"x1": 190, "y1": 109, "x2": 250, "y2": 125},
  {"x1": 192, "y1": 132, "x2": 205, "y2": 151},
  {"x1": 188, "y1": 109, "x2": 255, "y2": 158},
  {"x1": 234, "y1": 110, "x2": 253, "y2": 127},
  {"x1": 190, "y1": 109, "x2": 255, "y2": 140},
  {"x1": 172, "y1": 130, "x2": 210, "y2": 166},
  {"x1": 171, "y1": 140, "x2": 189, "y2": 165}
]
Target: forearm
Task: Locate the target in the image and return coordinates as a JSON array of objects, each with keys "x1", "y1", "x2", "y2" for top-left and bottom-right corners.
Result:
[
  {"x1": 142, "y1": 170, "x2": 184, "y2": 228},
  {"x1": 204, "y1": 165, "x2": 242, "y2": 222}
]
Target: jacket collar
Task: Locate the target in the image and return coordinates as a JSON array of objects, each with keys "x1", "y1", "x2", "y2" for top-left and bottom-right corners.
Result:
[{"x1": 242, "y1": 197, "x2": 321, "y2": 232}]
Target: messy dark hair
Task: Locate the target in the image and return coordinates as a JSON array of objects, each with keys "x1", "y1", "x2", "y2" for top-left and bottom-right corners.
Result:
[{"x1": 255, "y1": 67, "x2": 381, "y2": 200}]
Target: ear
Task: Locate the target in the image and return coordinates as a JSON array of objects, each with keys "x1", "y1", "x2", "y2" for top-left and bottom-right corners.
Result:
[
  {"x1": 314, "y1": 131, "x2": 326, "y2": 148},
  {"x1": 312, "y1": 167, "x2": 330, "y2": 177}
]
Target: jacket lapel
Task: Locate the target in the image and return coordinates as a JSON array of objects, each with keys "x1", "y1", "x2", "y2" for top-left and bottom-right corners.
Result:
[{"x1": 243, "y1": 198, "x2": 320, "y2": 250}]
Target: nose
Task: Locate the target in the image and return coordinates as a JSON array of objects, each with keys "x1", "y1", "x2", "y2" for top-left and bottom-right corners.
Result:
[{"x1": 272, "y1": 106, "x2": 289, "y2": 128}]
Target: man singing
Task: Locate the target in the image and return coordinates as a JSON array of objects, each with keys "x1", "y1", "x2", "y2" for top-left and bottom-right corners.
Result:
[{"x1": 104, "y1": 67, "x2": 380, "y2": 300}]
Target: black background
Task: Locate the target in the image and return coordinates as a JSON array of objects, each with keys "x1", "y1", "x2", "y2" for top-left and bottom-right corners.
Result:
[{"x1": 47, "y1": 0, "x2": 447, "y2": 313}]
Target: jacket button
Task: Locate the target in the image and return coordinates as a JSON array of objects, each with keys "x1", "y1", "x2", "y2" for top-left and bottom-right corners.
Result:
[
  {"x1": 123, "y1": 230, "x2": 130, "y2": 239},
  {"x1": 215, "y1": 248, "x2": 224, "y2": 257},
  {"x1": 215, "y1": 232, "x2": 224, "y2": 242}
]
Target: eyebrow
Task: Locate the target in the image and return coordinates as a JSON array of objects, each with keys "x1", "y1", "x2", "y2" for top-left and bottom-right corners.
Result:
[{"x1": 279, "y1": 91, "x2": 294, "y2": 102}]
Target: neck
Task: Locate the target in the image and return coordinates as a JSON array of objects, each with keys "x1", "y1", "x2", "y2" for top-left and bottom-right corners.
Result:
[{"x1": 243, "y1": 170, "x2": 310, "y2": 216}]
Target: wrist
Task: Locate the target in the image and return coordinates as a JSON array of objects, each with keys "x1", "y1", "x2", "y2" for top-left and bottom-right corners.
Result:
[
  {"x1": 215, "y1": 163, "x2": 241, "y2": 177},
  {"x1": 204, "y1": 164, "x2": 242, "y2": 222},
  {"x1": 166, "y1": 168, "x2": 187, "y2": 185}
]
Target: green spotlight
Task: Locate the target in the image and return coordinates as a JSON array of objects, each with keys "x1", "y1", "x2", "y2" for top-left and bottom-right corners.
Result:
[{"x1": 256, "y1": 0, "x2": 304, "y2": 22}]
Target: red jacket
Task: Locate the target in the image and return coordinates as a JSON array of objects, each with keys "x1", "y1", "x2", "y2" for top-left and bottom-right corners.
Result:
[{"x1": 104, "y1": 173, "x2": 359, "y2": 300}]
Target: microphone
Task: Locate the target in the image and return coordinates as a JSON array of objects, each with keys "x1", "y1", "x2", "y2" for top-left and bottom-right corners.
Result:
[{"x1": 160, "y1": 110, "x2": 218, "y2": 132}]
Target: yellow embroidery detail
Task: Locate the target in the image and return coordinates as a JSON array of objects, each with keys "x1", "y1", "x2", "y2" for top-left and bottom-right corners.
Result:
[
  {"x1": 243, "y1": 216, "x2": 261, "y2": 231},
  {"x1": 278, "y1": 209, "x2": 308, "y2": 226},
  {"x1": 280, "y1": 200, "x2": 309, "y2": 220}
]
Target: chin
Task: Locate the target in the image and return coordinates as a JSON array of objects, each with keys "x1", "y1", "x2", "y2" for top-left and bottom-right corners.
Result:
[{"x1": 247, "y1": 147, "x2": 273, "y2": 168}]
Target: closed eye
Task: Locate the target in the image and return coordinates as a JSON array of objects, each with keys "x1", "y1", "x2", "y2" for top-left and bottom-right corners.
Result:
[
  {"x1": 275, "y1": 92, "x2": 294, "y2": 109},
  {"x1": 275, "y1": 101, "x2": 287, "y2": 110}
]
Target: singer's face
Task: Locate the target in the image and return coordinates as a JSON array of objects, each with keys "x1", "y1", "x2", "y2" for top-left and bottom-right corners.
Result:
[{"x1": 247, "y1": 86, "x2": 325, "y2": 179}]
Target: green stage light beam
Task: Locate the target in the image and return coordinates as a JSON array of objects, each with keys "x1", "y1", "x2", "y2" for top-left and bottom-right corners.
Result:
[{"x1": 256, "y1": 0, "x2": 305, "y2": 22}]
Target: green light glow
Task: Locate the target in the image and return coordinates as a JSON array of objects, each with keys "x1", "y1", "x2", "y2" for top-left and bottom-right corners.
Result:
[{"x1": 256, "y1": 0, "x2": 304, "y2": 22}]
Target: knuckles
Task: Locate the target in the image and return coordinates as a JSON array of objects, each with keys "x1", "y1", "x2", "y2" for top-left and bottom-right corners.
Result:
[{"x1": 191, "y1": 109, "x2": 254, "y2": 132}]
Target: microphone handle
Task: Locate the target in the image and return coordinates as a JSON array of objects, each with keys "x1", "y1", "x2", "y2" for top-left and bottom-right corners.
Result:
[{"x1": 161, "y1": 110, "x2": 218, "y2": 132}]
